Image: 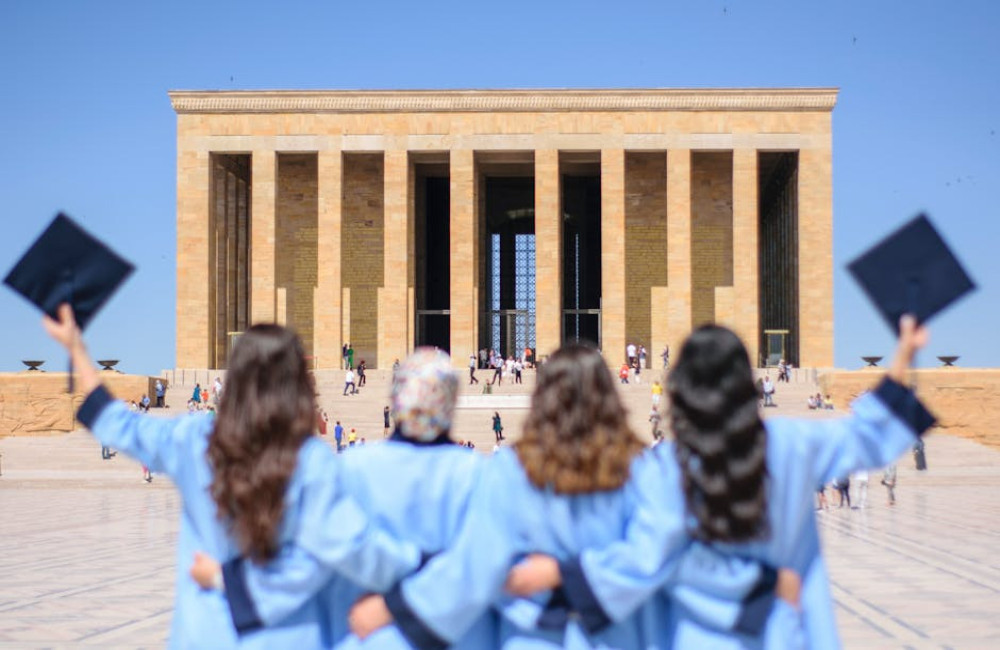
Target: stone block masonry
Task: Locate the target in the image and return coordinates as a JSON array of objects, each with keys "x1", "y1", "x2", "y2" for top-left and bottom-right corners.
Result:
[
  {"x1": 342, "y1": 154, "x2": 384, "y2": 368},
  {"x1": 171, "y1": 89, "x2": 835, "y2": 369}
]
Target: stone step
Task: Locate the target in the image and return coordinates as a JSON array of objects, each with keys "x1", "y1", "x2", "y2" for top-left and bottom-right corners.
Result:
[{"x1": 160, "y1": 364, "x2": 827, "y2": 452}]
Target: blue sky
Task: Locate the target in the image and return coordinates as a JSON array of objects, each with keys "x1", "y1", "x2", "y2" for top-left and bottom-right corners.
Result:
[{"x1": 1, "y1": 0, "x2": 997, "y2": 375}]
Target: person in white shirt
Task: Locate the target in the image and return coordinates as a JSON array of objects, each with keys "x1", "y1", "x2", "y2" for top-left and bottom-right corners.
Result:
[
  {"x1": 852, "y1": 469, "x2": 869, "y2": 509},
  {"x1": 468, "y1": 354, "x2": 479, "y2": 385},
  {"x1": 761, "y1": 375, "x2": 776, "y2": 407},
  {"x1": 343, "y1": 369, "x2": 356, "y2": 395}
]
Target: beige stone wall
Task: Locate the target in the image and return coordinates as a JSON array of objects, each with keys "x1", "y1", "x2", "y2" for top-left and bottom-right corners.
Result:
[
  {"x1": 535, "y1": 150, "x2": 561, "y2": 359},
  {"x1": 314, "y1": 150, "x2": 343, "y2": 370},
  {"x1": 276, "y1": 154, "x2": 318, "y2": 358},
  {"x1": 175, "y1": 110, "x2": 834, "y2": 146},
  {"x1": 624, "y1": 152, "x2": 668, "y2": 358},
  {"x1": 176, "y1": 149, "x2": 210, "y2": 368},
  {"x1": 819, "y1": 368, "x2": 1000, "y2": 450},
  {"x1": 342, "y1": 154, "x2": 384, "y2": 367},
  {"x1": 173, "y1": 91, "x2": 835, "y2": 370},
  {"x1": 0, "y1": 373, "x2": 160, "y2": 437},
  {"x1": 601, "y1": 149, "x2": 626, "y2": 365},
  {"x1": 799, "y1": 134, "x2": 834, "y2": 367},
  {"x1": 250, "y1": 150, "x2": 277, "y2": 325},
  {"x1": 690, "y1": 151, "x2": 734, "y2": 327},
  {"x1": 731, "y1": 149, "x2": 759, "y2": 365},
  {"x1": 665, "y1": 149, "x2": 693, "y2": 355},
  {"x1": 378, "y1": 150, "x2": 412, "y2": 369},
  {"x1": 450, "y1": 150, "x2": 476, "y2": 362}
]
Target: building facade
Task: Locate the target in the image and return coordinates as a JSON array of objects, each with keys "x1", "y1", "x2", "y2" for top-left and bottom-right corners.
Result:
[{"x1": 170, "y1": 88, "x2": 836, "y2": 370}]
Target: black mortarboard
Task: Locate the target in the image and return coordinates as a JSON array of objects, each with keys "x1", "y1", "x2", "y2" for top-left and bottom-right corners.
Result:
[
  {"x1": 3, "y1": 213, "x2": 135, "y2": 390},
  {"x1": 848, "y1": 213, "x2": 975, "y2": 335}
]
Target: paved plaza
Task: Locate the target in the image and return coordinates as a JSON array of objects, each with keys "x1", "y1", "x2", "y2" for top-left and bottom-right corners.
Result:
[{"x1": 2, "y1": 412, "x2": 1000, "y2": 648}]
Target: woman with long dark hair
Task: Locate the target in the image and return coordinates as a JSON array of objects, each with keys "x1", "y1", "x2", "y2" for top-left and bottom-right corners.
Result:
[
  {"x1": 190, "y1": 348, "x2": 497, "y2": 649},
  {"x1": 508, "y1": 317, "x2": 933, "y2": 648},
  {"x1": 348, "y1": 343, "x2": 781, "y2": 648},
  {"x1": 43, "y1": 305, "x2": 416, "y2": 649}
]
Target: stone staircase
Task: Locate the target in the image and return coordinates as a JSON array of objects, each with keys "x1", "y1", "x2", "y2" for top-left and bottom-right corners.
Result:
[{"x1": 158, "y1": 364, "x2": 832, "y2": 451}]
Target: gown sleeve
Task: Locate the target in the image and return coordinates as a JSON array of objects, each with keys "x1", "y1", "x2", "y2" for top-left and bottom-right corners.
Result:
[
  {"x1": 221, "y1": 444, "x2": 422, "y2": 631},
  {"x1": 790, "y1": 377, "x2": 934, "y2": 487},
  {"x1": 556, "y1": 379, "x2": 933, "y2": 639},
  {"x1": 77, "y1": 385, "x2": 202, "y2": 480},
  {"x1": 384, "y1": 454, "x2": 523, "y2": 650}
]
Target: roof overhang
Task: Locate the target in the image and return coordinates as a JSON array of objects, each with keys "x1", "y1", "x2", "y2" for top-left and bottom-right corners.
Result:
[{"x1": 169, "y1": 88, "x2": 838, "y2": 115}]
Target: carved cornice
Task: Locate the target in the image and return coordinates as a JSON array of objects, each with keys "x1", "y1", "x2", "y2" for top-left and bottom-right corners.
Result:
[{"x1": 169, "y1": 88, "x2": 838, "y2": 114}]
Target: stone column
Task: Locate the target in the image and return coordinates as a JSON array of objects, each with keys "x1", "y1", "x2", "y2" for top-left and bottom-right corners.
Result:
[
  {"x1": 250, "y1": 150, "x2": 276, "y2": 324},
  {"x1": 450, "y1": 149, "x2": 476, "y2": 364},
  {"x1": 666, "y1": 149, "x2": 693, "y2": 354},
  {"x1": 314, "y1": 150, "x2": 343, "y2": 370},
  {"x1": 534, "y1": 149, "x2": 561, "y2": 359},
  {"x1": 799, "y1": 145, "x2": 834, "y2": 367},
  {"x1": 176, "y1": 148, "x2": 211, "y2": 368},
  {"x1": 732, "y1": 149, "x2": 760, "y2": 365},
  {"x1": 601, "y1": 149, "x2": 626, "y2": 365},
  {"x1": 379, "y1": 150, "x2": 410, "y2": 368}
]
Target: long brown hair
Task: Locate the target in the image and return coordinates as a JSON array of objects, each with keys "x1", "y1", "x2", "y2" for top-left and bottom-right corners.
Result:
[
  {"x1": 516, "y1": 343, "x2": 644, "y2": 494},
  {"x1": 207, "y1": 325, "x2": 316, "y2": 563},
  {"x1": 669, "y1": 325, "x2": 769, "y2": 543}
]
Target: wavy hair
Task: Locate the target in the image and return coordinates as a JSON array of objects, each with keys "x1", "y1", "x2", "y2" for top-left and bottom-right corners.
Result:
[
  {"x1": 668, "y1": 325, "x2": 769, "y2": 543},
  {"x1": 207, "y1": 325, "x2": 316, "y2": 563},
  {"x1": 516, "y1": 343, "x2": 644, "y2": 494}
]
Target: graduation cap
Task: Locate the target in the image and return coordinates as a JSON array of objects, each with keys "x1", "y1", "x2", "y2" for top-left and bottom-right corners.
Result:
[
  {"x1": 3, "y1": 213, "x2": 135, "y2": 390},
  {"x1": 848, "y1": 214, "x2": 975, "y2": 335}
]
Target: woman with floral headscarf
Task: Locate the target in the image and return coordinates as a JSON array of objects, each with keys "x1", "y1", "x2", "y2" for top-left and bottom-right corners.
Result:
[
  {"x1": 191, "y1": 348, "x2": 495, "y2": 649},
  {"x1": 350, "y1": 343, "x2": 793, "y2": 649}
]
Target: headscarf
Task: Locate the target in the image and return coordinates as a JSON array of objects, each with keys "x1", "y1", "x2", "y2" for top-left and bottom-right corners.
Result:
[{"x1": 390, "y1": 348, "x2": 459, "y2": 441}]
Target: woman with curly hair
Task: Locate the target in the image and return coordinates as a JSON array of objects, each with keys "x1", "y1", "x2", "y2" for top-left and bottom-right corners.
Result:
[
  {"x1": 349, "y1": 343, "x2": 782, "y2": 649},
  {"x1": 43, "y1": 305, "x2": 417, "y2": 649},
  {"x1": 508, "y1": 317, "x2": 934, "y2": 648}
]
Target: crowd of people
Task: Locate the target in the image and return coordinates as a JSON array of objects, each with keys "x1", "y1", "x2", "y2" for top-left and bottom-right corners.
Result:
[{"x1": 44, "y1": 301, "x2": 933, "y2": 650}]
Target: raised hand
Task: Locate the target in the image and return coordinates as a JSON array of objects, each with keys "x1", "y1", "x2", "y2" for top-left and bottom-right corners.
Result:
[
  {"x1": 42, "y1": 303, "x2": 99, "y2": 394},
  {"x1": 42, "y1": 303, "x2": 81, "y2": 351},
  {"x1": 888, "y1": 315, "x2": 930, "y2": 383}
]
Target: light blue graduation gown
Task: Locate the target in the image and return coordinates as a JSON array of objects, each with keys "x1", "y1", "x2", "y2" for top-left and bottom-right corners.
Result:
[
  {"x1": 324, "y1": 440, "x2": 496, "y2": 650},
  {"x1": 229, "y1": 437, "x2": 496, "y2": 649},
  {"x1": 385, "y1": 447, "x2": 686, "y2": 649},
  {"x1": 77, "y1": 386, "x2": 418, "y2": 650},
  {"x1": 576, "y1": 378, "x2": 934, "y2": 649}
]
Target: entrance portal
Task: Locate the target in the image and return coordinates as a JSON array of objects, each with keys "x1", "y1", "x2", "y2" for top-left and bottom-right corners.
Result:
[
  {"x1": 561, "y1": 167, "x2": 601, "y2": 347},
  {"x1": 414, "y1": 163, "x2": 451, "y2": 351},
  {"x1": 481, "y1": 176, "x2": 536, "y2": 361},
  {"x1": 758, "y1": 152, "x2": 799, "y2": 367}
]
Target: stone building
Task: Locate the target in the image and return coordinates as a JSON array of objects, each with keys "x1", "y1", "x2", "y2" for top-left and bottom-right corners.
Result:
[{"x1": 169, "y1": 88, "x2": 835, "y2": 370}]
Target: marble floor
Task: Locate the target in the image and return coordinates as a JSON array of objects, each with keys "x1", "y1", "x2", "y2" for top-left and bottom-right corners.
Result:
[{"x1": 1, "y1": 424, "x2": 998, "y2": 648}]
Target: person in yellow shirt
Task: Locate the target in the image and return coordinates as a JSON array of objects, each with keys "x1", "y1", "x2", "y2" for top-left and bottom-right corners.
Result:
[{"x1": 651, "y1": 380, "x2": 663, "y2": 406}]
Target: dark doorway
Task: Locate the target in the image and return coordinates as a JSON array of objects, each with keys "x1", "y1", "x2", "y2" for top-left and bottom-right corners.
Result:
[
  {"x1": 758, "y1": 151, "x2": 799, "y2": 367},
  {"x1": 562, "y1": 171, "x2": 602, "y2": 347},
  {"x1": 481, "y1": 176, "x2": 536, "y2": 360},
  {"x1": 210, "y1": 153, "x2": 251, "y2": 369},
  {"x1": 415, "y1": 165, "x2": 451, "y2": 351}
]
